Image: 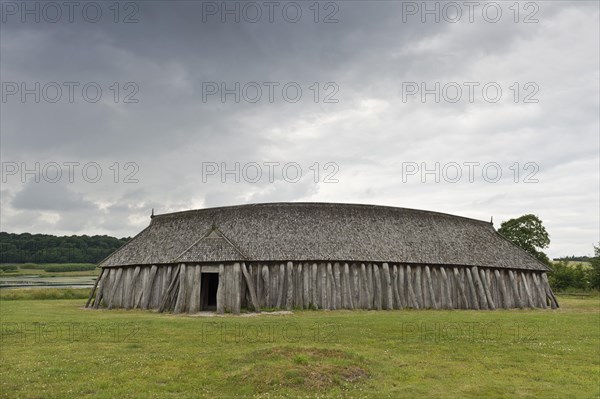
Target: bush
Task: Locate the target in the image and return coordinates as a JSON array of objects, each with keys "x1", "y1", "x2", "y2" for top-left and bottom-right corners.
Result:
[
  {"x1": 42, "y1": 264, "x2": 97, "y2": 272},
  {"x1": 549, "y1": 260, "x2": 591, "y2": 291},
  {"x1": 589, "y1": 245, "x2": 600, "y2": 290},
  {"x1": 0, "y1": 264, "x2": 18, "y2": 272},
  {"x1": 20, "y1": 263, "x2": 45, "y2": 269}
]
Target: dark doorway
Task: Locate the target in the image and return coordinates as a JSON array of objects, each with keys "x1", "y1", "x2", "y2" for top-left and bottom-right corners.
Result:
[{"x1": 201, "y1": 273, "x2": 219, "y2": 311}]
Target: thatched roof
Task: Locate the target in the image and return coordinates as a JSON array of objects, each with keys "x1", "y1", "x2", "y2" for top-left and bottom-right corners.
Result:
[{"x1": 99, "y1": 203, "x2": 550, "y2": 271}]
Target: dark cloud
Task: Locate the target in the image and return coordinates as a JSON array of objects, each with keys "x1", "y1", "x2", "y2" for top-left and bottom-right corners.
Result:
[{"x1": 1, "y1": 1, "x2": 598, "y2": 257}]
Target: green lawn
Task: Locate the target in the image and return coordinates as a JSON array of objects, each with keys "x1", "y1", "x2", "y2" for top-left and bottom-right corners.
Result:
[{"x1": 0, "y1": 295, "x2": 598, "y2": 398}]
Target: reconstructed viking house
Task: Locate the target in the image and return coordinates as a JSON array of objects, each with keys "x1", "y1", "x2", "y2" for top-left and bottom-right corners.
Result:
[{"x1": 86, "y1": 203, "x2": 559, "y2": 313}]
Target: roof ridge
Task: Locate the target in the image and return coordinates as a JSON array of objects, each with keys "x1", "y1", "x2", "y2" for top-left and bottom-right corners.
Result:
[{"x1": 152, "y1": 202, "x2": 492, "y2": 226}]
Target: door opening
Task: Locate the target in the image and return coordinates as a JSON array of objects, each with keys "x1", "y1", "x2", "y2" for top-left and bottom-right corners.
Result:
[{"x1": 201, "y1": 273, "x2": 219, "y2": 311}]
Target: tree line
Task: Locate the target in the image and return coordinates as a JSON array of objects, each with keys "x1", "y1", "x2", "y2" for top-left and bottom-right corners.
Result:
[{"x1": 0, "y1": 232, "x2": 130, "y2": 264}]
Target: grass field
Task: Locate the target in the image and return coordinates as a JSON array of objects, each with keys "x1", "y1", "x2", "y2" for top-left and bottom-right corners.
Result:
[{"x1": 0, "y1": 295, "x2": 598, "y2": 398}]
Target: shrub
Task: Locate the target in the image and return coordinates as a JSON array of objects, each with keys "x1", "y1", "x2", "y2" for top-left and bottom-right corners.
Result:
[
  {"x1": 589, "y1": 245, "x2": 600, "y2": 290},
  {"x1": 43, "y1": 264, "x2": 97, "y2": 272},
  {"x1": 20, "y1": 263, "x2": 45, "y2": 269},
  {"x1": 0, "y1": 264, "x2": 18, "y2": 271},
  {"x1": 549, "y1": 260, "x2": 590, "y2": 291}
]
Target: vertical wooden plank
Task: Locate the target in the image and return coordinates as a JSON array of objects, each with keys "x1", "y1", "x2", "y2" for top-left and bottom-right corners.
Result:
[
  {"x1": 390, "y1": 265, "x2": 399, "y2": 309},
  {"x1": 108, "y1": 267, "x2": 123, "y2": 309},
  {"x1": 520, "y1": 271, "x2": 535, "y2": 308},
  {"x1": 360, "y1": 263, "x2": 369, "y2": 309},
  {"x1": 276, "y1": 263, "x2": 285, "y2": 308},
  {"x1": 440, "y1": 267, "x2": 453, "y2": 309},
  {"x1": 183, "y1": 266, "x2": 195, "y2": 310},
  {"x1": 286, "y1": 261, "x2": 294, "y2": 310},
  {"x1": 268, "y1": 264, "x2": 275, "y2": 308},
  {"x1": 256, "y1": 264, "x2": 264, "y2": 307},
  {"x1": 121, "y1": 267, "x2": 132, "y2": 309},
  {"x1": 142, "y1": 265, "x2": 159, "y2": 309},
  {"x1": 188, "y1": 265, "x2": 201, "y2": 313},
  {"x1": 136, "y1": 266, "x2": 149, "y2": 309},
  {"x1": 470, "y1": 267, "x2": 488, "y2": 309},
  {"x1": 530, "y1": 272, "x2": 543, "y2": 308},
  {"x1": 478, "y1": 268, "x2": 495, "y2": 310},
  {"x1": 541, "y1": 273, "x2": 559, "y2": 308},
  {"x1": 159, "y1": 264, "x2": 180, "y2": 313},
  {"x1": 162, "y1": 266, "x2": 172, "y2": 301},
  {"x1": 310, "y1": 263, "x2": 318, "y2": 309},
  {"x1": 425, "y1": 266, "x2": 439, "y2": 309},
  {"x1": 405, "y1": 265, "x2": 419, "y2": 309},
  {"x1": 152, "y1": 266, "x2": 163, "y2": 308},
  {"x1": 232, "y1": 263, "x2": 241, "y2": 314},
  {"x1": 137, "y1": 266, "x2": 150, "y2": 308},
  {"x1": 501, "y1": 270, "x2": 513, "y2": 308},
  {"x1": 507, "y1": 270, "x2": 523, "y2": 309},
  {"x1": 381, "y1": 263, "x2": 392, "y2": 310},
  {"x1": 485, "y1": 269, "x2": 498, "y2": 306},
  {"x1": 333, "y1": 263, "x2": 341, "y2": 309},
  {"x1": 94, "y1": 268, "x2": 110, "y2": 308},
  {"x1": 452, "y1": 267, "x2": 468, "y2": 309},
  {"x1": 216, "y1": 264, "x2": 225, "y2": 314},
  {"x1": 398, "y1": 265, "x2": 406, "y2": 309},
  {"x1": 414, "y1": 266, "x2": 423, "y2": 309},
  {"x1": 339, "y1": 263, "x2": 347, "y2": 309},
  {"x1": 326, "y1": 263, "x2": 334, "y2": 310},
  {"x1": 373, "y1": 264, "x2": 382, "y2": 310},
  {"x1": 104, "y1": 268, "x2": 115, "y2": 309},
  {"x1": 303, "y1": 263, "x2": 310, "y2": 309},
  {"x1": 464, "y1": 267, "x2": 479, "y2": 310},
  {"x1": 351, "y1": 264, "x2": 360, "y2": 308},
  {"x1": 532, "y1": 273, "x2": 547, "y2": 309},
  {"x1": 366, "y1": 263, "x2": 374, "y2": 309},
  {"x1": 457, "y1": 267, "x2": 470, "y2": 309},
  {"x1": 174, "y1": 264, "x2": 187, "y2": 313},
  {"x1": 492, "y1": 269, "x2": 507, "y2": 309},
  {"x1": 343, "y1": 263, "x2": 354, "y2": 309},
  {"x1": 261, "y1": 265, "x2": 270, "y2": 310},
  {"x1": 241, "y1": 263, "x2": 259, "y2": 311},
  {"x1": 421, "y1": 266, "x2": 431, "y2": 308},
  {"x1": 318, "y1": 263, "x2": 325, "y2": 309},
  {"x1": 295, "y1": 263, "x2": 303, "y2": 309}
]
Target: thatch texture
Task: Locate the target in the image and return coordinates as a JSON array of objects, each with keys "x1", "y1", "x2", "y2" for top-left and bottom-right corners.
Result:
[{"x1": 99, "y1": 203, "x2": 549, "y2": 271}]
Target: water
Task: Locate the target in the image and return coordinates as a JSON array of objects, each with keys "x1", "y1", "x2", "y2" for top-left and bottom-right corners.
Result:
[{"x1": 0, "y1": 276, "x2": 96, "y2": 289}]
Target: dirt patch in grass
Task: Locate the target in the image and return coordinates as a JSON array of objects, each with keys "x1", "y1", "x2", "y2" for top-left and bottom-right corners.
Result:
[{"x1": 229, "y1": 346, "x2": 369, "y2": 392}]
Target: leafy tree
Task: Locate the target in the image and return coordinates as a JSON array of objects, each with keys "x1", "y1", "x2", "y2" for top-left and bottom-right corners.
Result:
[
  {"x1": 498, "y1": 214, "x2": 550, "y2": 265},
  {"x1": 589, "y1": 243, "x2": 600, "y2": 290},
  {"x1": 0, "y1": 232, "x2": 130, "y2": 263}
]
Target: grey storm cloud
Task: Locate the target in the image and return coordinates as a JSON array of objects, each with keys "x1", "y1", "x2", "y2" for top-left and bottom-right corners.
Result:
[
  {"x1": 11, "y1": 180, "x2": 97, "y2": 211},
  {"x1": 0, "y1": 0, "x2": 598, "y2": 257}
]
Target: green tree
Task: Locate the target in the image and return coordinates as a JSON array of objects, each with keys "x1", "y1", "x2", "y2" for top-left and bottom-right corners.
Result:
[
  {"x1": 498, "y1": 214, "x2": 550, "y2": 265},
  {"x1": 589, "y1": 243, "x2": 600, "y2": 290}
]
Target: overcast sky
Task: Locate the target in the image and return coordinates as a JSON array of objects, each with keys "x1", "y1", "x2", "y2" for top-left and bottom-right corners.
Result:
[{"x1": 1, "y1": 1, "x2": 598, "y2": 258}]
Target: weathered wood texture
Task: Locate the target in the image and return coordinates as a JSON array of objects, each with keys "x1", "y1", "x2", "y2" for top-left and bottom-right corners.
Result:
[{"x1": 92, "y1": 262, "x2": 558, "y2": 312}]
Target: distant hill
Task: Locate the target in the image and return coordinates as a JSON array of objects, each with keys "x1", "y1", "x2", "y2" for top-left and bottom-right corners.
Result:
[{"x1": 0, "y1": 232, "x2": 130, "y2": 264}]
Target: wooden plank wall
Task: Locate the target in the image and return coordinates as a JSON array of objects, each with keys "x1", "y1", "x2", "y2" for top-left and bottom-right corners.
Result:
[{"x1": 87, "y1": 262, "x2": 559, "y2": 312}]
